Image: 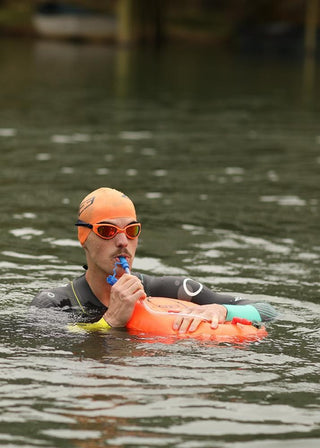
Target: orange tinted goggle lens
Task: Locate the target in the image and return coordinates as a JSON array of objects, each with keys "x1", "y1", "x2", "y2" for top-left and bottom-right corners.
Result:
[{"x1": 95, "y1": 223, "x2": 141, "y2": 240}]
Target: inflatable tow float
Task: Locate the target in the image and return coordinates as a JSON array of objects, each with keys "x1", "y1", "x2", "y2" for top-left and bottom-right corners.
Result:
[
  {"x1": 126, "y1": 296, "x2": 267, "y2": 342},
  {"x1": 103, "y1": 257, "x2": 268, "y2": 343}
]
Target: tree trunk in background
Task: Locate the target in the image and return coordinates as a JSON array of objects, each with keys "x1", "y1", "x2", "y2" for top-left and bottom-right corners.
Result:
[
  {"x1": 117, "y1": 0, "x2": 165, "y2": 45},
  {"x1": 304, "y1": 0, "x2": 318, "y2": 55}
]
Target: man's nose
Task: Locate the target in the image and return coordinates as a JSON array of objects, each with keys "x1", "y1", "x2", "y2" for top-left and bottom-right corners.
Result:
[{"x1": 114, "y1": 231, "x2": 128, "y2": 246}]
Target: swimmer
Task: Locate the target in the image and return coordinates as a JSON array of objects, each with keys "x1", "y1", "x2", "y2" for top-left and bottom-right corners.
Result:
[{"x1": 31, "y1": 187, "x2": 277, "y2": 332}]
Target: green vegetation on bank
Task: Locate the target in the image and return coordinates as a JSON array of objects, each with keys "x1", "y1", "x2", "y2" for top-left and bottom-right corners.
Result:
[
  {"x1": 0, "y1": 0, "x2": 316, "y2": 46},
  {"x1": 0, "y1": 1, "x2": 34, "y2": 35}
]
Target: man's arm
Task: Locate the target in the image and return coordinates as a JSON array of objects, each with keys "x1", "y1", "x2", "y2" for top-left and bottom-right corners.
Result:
[{"x1": 136, "y1": 273, "x2": 277, "y2": 322}]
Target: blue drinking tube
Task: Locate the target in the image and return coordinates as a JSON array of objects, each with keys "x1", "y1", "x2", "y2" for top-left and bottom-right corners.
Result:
[{"x1": 106, "y1": 256, "x2": 130, "y2": 285}]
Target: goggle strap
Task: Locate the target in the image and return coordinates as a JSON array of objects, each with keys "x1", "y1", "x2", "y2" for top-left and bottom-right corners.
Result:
[{"x1": 75, "y1": 220, "x2": 93, "y2": 229}]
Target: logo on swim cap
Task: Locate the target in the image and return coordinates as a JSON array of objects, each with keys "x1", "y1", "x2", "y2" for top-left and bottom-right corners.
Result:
[{"x1": 79, "y1": 196, "x2": 95, "y2": 216}]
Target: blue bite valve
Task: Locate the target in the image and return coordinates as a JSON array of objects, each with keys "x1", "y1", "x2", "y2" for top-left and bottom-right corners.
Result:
[
  {"x1": 119, "y1": 256, "x2": 130, "y2": 274},
  {"x1": 106, "y1": 275, "x2": 117, "y2": 286},
  {"x1": 106, "y1": 257, "x2": 131, "y2": 285}
]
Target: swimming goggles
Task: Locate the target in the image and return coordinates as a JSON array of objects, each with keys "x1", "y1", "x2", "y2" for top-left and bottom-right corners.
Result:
[{"x1": 75, "y1": 220, "x2": 141, "y2": 240}]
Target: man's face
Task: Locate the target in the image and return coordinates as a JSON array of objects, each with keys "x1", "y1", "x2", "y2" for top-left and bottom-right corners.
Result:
[{"x1": 83, "y1": 217, "x2": 139, "y2": 277}]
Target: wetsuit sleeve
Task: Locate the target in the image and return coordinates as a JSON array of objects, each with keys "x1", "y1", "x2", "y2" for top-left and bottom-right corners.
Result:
[
  {"x1": 30, "y1": 276, "x2": 107, "y2": 324},
  {"x1": 136, "y1": 273, "x2": 277, "y2": 322},
  {"x1": 31, "y1": 285, "x2": 74, "y2": 309}
]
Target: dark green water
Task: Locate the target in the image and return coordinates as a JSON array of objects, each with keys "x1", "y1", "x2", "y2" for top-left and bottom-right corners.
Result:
[{"x1": 1, "y1": 38, "x2": 319, "y2": 447}]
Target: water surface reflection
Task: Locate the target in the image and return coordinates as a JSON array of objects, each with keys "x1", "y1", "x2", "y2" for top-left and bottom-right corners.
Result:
[{"x1": 1, "y1": 38, "x2": 320, "y2": 447}]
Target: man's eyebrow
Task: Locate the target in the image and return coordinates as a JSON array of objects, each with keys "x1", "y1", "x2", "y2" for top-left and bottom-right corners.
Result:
[{"x1": 97, "y1": 220, "x2": 139, "y2": 225}]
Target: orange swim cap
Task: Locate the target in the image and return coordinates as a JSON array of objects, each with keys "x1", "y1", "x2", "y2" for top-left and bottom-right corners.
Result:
[{"x1": 77, "y1": 187, "x2": 137, "y2": 245}]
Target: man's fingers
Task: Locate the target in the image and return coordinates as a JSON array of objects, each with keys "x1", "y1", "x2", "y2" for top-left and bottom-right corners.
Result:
[
  {"x1": 172, "y1": 316, "x2": 184, "y2": 331},
  {"x1": 113, "y1": 275, "x2": 144, "y2": 297},
  {"x1": 172, "y1": 316, "x2": 201, "y2": 333},
  {"x1": 172, "y1": 304, "x2": 228, "y2": 334},
  {"x1": 178, "y1": 318, "x2": 193, "y2": 333},
  {"x1": 188, "y1": 318, "x2": 202, "y2": 332},
  {"x1": 210, "y1": 316, "x2": 219, "y2": 329}
]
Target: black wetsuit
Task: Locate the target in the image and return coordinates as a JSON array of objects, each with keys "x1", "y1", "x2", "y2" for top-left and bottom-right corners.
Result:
[{"x1": 31, "y1": 272, "x2": 277, "y2": 324}]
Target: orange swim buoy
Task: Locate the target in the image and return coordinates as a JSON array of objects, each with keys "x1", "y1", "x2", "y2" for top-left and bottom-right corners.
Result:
[{"x1": 126, "y1": 297, "x2": 268, "y2": 342}]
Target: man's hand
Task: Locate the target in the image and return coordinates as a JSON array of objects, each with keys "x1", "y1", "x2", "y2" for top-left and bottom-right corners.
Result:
[
  {"x1": 103, "y1": 274, "x2": 146, "y2": 327},
  {"x1": 172, "y1": 303, "x2": 227, "y2": 333}
]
